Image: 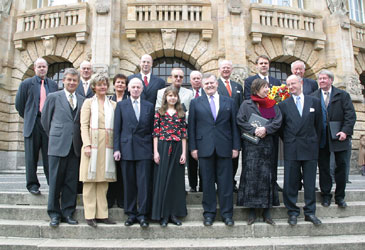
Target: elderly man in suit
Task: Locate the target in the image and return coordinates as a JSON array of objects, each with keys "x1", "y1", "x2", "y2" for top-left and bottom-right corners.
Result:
[
  {"x1": 217, "y1": 60, "x2": 243, "y2": 193},
  {"x1": 128, "y1": 54, "x2": 165, "y2": 106},
  {"x1": 41, "y1": 68, "x2": 84, "y2": 227},
  {"x1": 279, "y1": 75, "x2": 322, "y2": 226},
  {"x1": 15, "y1": 58, "x2": 58, "y2": 195},
  {"x1": 76, "y1": 61, "x2": 94, "y2": 98},
  {"x1": 188, "y1": 73, "x2": 240, "y2": 227},
  {"x1": 312, "y1": 70, "x2": 356, "y2": 208},
  {"x1": 291, "y1": 60, "x2": 318, "y2": 95},
  {"x1": 113, "y1": 78, "x2": 155, "y2": 228}
]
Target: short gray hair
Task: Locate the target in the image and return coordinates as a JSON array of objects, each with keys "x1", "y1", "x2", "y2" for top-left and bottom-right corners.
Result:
[
  {"x1": 202, "y1": 72, "x2": 217, "y2": 81},
  {"x1": 291, "y1": 60, "x2": 305, "y2": 70},
  {"x1": 219, "y1": 60, "x2": 233, "y2": 68},
  {"x1": 63, "y1": 68, "x2": 80, "y2": 81},
  {"x1": 34, "y1": 58, "x2": 48, "y2": 67},
  {"x1": 317, "y1": 69, "x2": 334, "y2": 81},
  {"x1": 286, "y1": 74, "x2": 302, "y2": 83},
  {"x1": 190, "y1": 71, "x2": 202, "y2": 78},
  {"x1": 128, "y1": 77, "x2": 144, "y2": 88}
]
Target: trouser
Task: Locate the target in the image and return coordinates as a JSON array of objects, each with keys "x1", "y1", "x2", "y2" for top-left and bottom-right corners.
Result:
[{"x1": 83, "y1": 182, "x2": 109, "y2": 219}]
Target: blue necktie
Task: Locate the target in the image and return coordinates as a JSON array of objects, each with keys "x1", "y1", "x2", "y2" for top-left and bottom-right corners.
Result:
[
  {"x1": 133, "y1": 100, "x2": 139, "y2": 121},
  {"x1": 296, "y1": 96, "x2": 302, "y2": 117},
  {"x1": 210, "y1": 95, "x2": 216, "y2": 120}
]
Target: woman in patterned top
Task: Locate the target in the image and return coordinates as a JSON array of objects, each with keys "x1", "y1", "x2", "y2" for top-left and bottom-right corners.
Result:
[{"x1": 152, "y1": 86, "x2": 187, "y2": 227}]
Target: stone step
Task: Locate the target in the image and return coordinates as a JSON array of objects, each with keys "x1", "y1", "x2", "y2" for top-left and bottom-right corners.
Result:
[
  {"x1": 1, "y1": 235, "x2": 365, "y2": 250},
  {"x1": 1, "y1": 190, "x2": 365, "y2": 206},
  {"x1": 1, "y1": 202, "x2": 364, "y2": 222},
  {"x1": 0, "y1": 216, "x2": 364, "y2": 240}
]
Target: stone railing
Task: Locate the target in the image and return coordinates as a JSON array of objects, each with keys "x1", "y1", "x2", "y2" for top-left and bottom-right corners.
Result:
[
  {"x1": 13, "y1": 2, "x2": 89, "y2": 50},
  {"x1": 250, "y1": 3, "x2": 326, "y2": 50},
  {"x1": 350, "y1": 20, "x2": 365, "y2": 53},
  {"x1": 125, "y1": 0, "x2": 213, "y2": 41}
]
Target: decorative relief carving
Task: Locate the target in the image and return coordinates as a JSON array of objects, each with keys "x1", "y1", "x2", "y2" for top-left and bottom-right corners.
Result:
[
  {"x1": 228, "y1": 0, "x2": 241, "y2": 15},
  {"x1": 41, "y1": 35, "x2": 57, "y2": 55},
  {"x1": 96, "y1": 0, "x2": 110, "y2": 15},
  {"x1": 231, "y1": 66, "x2": 250, "y2": 87},
  {"x1": 161, "y1": 29, "x2": 177, "y2": 50},
  {"x1": 0, "y1": 0, "x2": 12, "y2": 22},
  {"x1": 336, "y1": 73, "x2": 364, "y2": 102},
  {"x1": 327, "y1": 0, "x2": 348, "y2": 15},
  {"x1": 282, "y1": 36, "x2": 297, "y2": 56}
]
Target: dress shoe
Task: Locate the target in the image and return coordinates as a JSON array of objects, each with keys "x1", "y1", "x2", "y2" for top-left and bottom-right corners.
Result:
[
  {"x1": 29, "y1": 188, "x2": 41, "y2": 195},
  {"x1": 288, "y1": 215, "x2": 297, "y2": 226},
  {"x1": 233, "y1": 186, "x2": 238, "y2": 193},
  {"x1": 304, "y1": 215, "x2": 322, "y2": 225},
  {"x1": 49, "y1": 217, "x2": 60, "y2": 228},
  {"x1": 139, "y1": 219, "x2": 149, "y2": 228},
  {"x1": 321, "y1": 199, "x2": 331, "y2": 207},
  {"x1": 160, "y1": 218, "x2": 168, "y2": 227},
  {"x1": 277, "y1": 184, "x2": 283, "y2": 192},
  {"x1": 189, "y1": 187, "x2": 197, "y2": 192},
  {"x1": 315, "y1": 187, "x2": 319, "y2": 191},
  {"x1": 86, "y1": 219, "x2": 97, "y2": 228},
  {"x1": 263, "y1": 216, "x2": 275, "y2": 225},
  {"x1": 203, "y1": 217, "x2": 214, "y2": 226},
  {"x1": 61, "y1": 216, "x2": 78, "y2": 225},
  {"x1": 335, "y1": 200, "x2": 347, "y2": 208},
  {"x1": 346, "y1": 180, "x2": 352, "y2": 184},
  {"x1": 96, "y1": 218, "x2": 116, "y2": 224},
  {"x1": 124, "y1": 217, "x2": 136, "y2": 226},
  {"x1": 247, "y1": 217, "x2": 256, "y2": 225},
  {"x1": 223, "y1": 217, "x2": 234, "y2": 226},
  {"x1": 170, "y1": 216, "x2": 182, "y2": 226}
]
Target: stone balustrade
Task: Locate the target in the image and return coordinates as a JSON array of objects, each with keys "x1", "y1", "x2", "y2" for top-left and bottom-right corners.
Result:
[
  {"x1": 125, "y1": 0, "x2": 213, "y2": 41},
  {"x1": 351, "y1": 20, "x2": 365, "y2": 54},
  {"x1": 250, "y1": 3, "x2": 326, "y2": 50},
  {"x1": 13, "y1": 3, "x2": 89, "y2": 50}
]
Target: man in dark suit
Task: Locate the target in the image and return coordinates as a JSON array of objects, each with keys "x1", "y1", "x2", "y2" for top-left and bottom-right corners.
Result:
[
  {"x1": 113, "y1": 78, "x2": 154, "y2": 228},
  {"x1": 312, "y1": 70, "x2": 356, "y2": 208},
  {"x1": 76, "y1": 61, "x2": 94, "y2": 98},
  {"x1": 41, "y1": 68, "x2": 84, "y2": 227},
  {"x1": 291, "y1": 60, "x2": 318, "y2": 95},
  {"x1": 15, "y1": 58, "x2": 58, "y2": 195},
  {"x1": 217, "y1": 60, "x2": 243, "y2": 192},
  {"x1": 188, "y1": 70, "x2": 205, "y2": 192},
  {"x1": 188, "y1": 73, "x2": 240, "y2": 227},
  {"x1": 127, "y1": 54, "x2": 165, "y2": 106},
  {"x1": 279, "y1": 75, "x2": 322, "y2": 226}
]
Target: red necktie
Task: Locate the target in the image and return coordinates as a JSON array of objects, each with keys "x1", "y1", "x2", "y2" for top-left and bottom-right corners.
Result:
[
  {"x1": 144, "y1": 75, "x2": 149, "y2": 87},
  {"x1": 39, "y1": 79, "x2": 46, "y2": 112},
  {"x1": 195, "y1": 90, "x2": 199, "y2": 98},
  {"x1": 225, "y1": 80, "x2": 232, "y2": 97}
]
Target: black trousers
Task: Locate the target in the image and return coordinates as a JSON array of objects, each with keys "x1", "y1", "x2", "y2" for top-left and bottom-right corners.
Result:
[
  {"x1": 24, "y1": 116, "x2": 49, "y2": 190},
  {"x1": 47, "y1": 145, "x2": 79, "y2": 219},
  {"x1": 283, "y1": 159, "x2": 317, "y2": 216},
  {"x1": 107, "y1": 160, "x2": 124, "y2": 207},
  {"x1": 122, "y1": 159, "x2": 152, "y2": 221},
  {"x1": 199, "y1": 153, "x2": 233, "y2": 220},
  {"x1": 188, "y1": 153, "x2": 202, "y2": 190}
]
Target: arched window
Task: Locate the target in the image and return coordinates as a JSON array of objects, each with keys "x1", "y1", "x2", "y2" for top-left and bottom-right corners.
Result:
[
  {"x1": 269, "y1": 62, "x2": 291, "y2": 84},
  {"x1": 47, "y1": 62, "x2": 73, "y2": 89},
  {"x1": 152, "y1": 57, "x2": 196, "y2": 88}
]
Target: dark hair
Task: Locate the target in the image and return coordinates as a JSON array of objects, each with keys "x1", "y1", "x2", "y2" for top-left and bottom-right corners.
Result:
[
  {"x1": 251, "y1": 78, "x2": 268, "y2": 96},
  {"x1": 158, "y1": 86, "x2": 185, "y2": 118},
  {"x1": 255, "y1": 55, "x2": 270, "y2": 64},
  {"x1": 113, "y1": 74, "x2": 127, "y2": 86}
]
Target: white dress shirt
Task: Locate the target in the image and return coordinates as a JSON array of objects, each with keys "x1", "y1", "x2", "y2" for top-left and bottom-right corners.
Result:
[{"x1": 64, "y1": 89, "x2": 77, "y2": 110}]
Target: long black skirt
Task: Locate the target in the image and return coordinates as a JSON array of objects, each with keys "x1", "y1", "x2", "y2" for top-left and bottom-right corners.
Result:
[
  {"x1": 151, "y1": 140, "x2": 187, "y2": 220},
  {"x1": 237, "y1": 135, "x2": 279, "y2": 208}
]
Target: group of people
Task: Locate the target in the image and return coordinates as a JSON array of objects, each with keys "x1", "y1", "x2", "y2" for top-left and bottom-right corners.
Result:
[{"x1": 15, "y1": 53, "x2": 356, "y2": 229}]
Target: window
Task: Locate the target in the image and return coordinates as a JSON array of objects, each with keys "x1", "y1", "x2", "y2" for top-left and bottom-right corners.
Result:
[
  {"x1": 47, "y1": 62, "x2": 73, "y2": 89},
  {"x1": 349, "y1": 0, "x2": 364, "y2": 23},
  {"x1": 262, "y1": 0, "x2": 291, "y2": 6},
  {"x1": 269, "y1": 62, "x2": 291, "y2": 84},
  {"x1": 152, "y1": 57, "x2": 196, "y2": 88}
]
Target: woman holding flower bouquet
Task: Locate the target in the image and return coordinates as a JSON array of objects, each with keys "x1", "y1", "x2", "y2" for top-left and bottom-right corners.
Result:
[{"x1": 236, "y1": 78, "x2": 282, "y2": 225}]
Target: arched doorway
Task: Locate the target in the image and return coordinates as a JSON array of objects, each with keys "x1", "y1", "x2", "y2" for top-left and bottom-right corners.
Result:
[{"x1": 47, "y1": 62, "x2": 73, "y2": 89}]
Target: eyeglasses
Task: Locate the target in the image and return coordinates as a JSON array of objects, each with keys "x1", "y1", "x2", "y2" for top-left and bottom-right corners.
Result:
[{"x1": 173, "y1": 75, "x2": 184, "y2": 79}]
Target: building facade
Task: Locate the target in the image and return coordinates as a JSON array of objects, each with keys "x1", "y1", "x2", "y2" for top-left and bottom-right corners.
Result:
[{"x1": 0, "y1": 0, "x2": 364, "y2": 171}]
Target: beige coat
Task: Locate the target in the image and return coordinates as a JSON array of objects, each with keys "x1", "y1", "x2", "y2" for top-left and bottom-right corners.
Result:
[{"x1": 79, "y1": 98, "x2": 117, "y2": 182}]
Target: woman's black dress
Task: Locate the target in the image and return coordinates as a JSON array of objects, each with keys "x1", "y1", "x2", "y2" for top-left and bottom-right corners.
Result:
[{"x1": 151, "y1": 112, "x2": 187, "y2": 220}]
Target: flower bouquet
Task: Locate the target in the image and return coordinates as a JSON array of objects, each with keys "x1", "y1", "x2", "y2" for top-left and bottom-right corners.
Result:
[{"x1": 268, "y1": 84, "x2": 290, "y2": 104}]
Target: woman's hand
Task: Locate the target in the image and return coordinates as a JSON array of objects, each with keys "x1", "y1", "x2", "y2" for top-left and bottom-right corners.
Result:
[
  {"x1": 84, "y1": 145, "x2": 91, "y2": 157},
  {"x1": 180, "y1": 153, "x2": 186, "y2": 164},
  {"x1": 154, "y1": 151, "x2": 160, "y2": 165},
  {"x1": 255, "y1": 127, "x2": 267, "y2": 138}
]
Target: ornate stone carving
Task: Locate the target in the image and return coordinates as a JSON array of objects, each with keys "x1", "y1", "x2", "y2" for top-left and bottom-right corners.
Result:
[
  {"x1": 0, "y1": 0, "x2": 12, "y2": 22},
  {"x1": 96, "y1": 0, "x2": 110, "y2": 15},
  {"x1": 228, "y1": 0, "x2": 241, "y2": 15},
  {"x1": 41, "y1": 35, "x2": 57, "y2": 55},
  {"x1": 231, "y1": 66, "x2": 250, "y2": 87},
  {"x1": 282, "y1": 36, "x2": 297, "y2": 56},
  {"x1": 92, "y1": 64, "x2": 109, "y2": 75},
  {"x1": 161, "y1": 29, "x2": 177, "y2": 50},
  {"x1": 336, "y1": 73, "x2": 364, "y2": 102},
  {"x1": 327, "y1": 0, "x2": 348, "y2": 15}
]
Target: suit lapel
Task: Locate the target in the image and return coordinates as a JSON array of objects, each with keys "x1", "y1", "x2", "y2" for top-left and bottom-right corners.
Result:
[
  {"x1": 75, "y1": 94, "x2": 83, "y2": 122},
  {"x1": 32, "y1": 77, "x2": 40, "y2": 107},
  {"x1": 287, "y1": 96, "x2": 302, "y2": 130},
  {"x1": 216, "y1": 96, "x2": 226, "y2": 121},
  {"x1": 127, "y1": 99, "x2": 139, "y2": 125},
  {"x1": 199, "y1": 95, "x2": 214, "y2": 121},
  {"x1": 299, "y1": 96, "x2": 312, "y2": 129},
  {"x1": 218, "y1": 79, "x2": 230, "y2": 97}
]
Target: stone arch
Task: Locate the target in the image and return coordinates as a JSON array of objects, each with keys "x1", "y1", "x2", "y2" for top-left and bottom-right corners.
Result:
[{"x1": 354, "y1": 51, "x2": 365, "y2": 76}]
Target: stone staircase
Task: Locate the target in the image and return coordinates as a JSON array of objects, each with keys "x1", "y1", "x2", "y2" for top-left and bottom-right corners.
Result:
[{"x1": 1, "y1": 189, "x2": 365, "y2": 249}]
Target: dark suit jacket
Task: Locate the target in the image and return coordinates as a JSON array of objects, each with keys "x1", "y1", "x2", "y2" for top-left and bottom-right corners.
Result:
[
  {"x1": 188, "y1": 95, "x2": 240, "y2": 158},
  {"x1": 244, "y1": 74, "x2": 281, "y2": 100},
  {"x1": 114, "y1": 99, "x2": 154, "y2": 161},
  {"x1": 127, "y1": 73, "x2": 165, "y2": 106},
  {"x1": 303, "y1": 78, "x2": 318, "y2": 95},
  {"x1": 311, "y1": 86, "x2": 356, "y2": 152},
  {"x1": 76, "y1": 80, "x2": 94, "y2": 98},
  {"x1": 41, "y1": 90, "x2": 84, "y2": 157},
  {"x1": 278, "y1": 95, "x2": 322, "y2": 161},
  {"x1": 217, "y1": 79, "x2": 244, "y2": 112},
  {"x1": 110, "y1": 93, "x2": 129, "y2": 102},
  {"x1": 15, "y1": 76, "x2": 58, "y2": 137}
]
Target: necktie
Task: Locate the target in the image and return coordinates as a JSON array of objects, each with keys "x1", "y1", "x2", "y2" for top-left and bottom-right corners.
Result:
[
  {"x1": 296, "y1": 96, "x2": 302, "y2": 117},
  {"x1": 39, "y1": 79, "x2": 46, "y2": 112},
  {"x1": 324, "y1": 91, "x2": 330, "y2": 108},
  {"x1": 225, "y1": 80, "x2": 232, "y2": 97},
  {"x1": 68, "y1": 94, "x2": 74, "y2": 110},
  {"x1": 195, "y1": 90, "x2": 199, "y2": 98},
  {"x1": 83, "y1": 82, "x2": 88, "y2": 95},
  {"x1": 264, "y1": 76, "x2": 268, "y2": 83},
  {"x1": 210, "y1": 95, "x2": 216, "y2": 120},
  {"x1": 144, "y1": 75, "x2": 149, "y2": 87},
  {"x1": 133, "y1": 100, "x2": 139, "y2": 121}
]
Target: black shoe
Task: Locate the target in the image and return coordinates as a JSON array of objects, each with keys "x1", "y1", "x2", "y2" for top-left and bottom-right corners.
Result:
[
  {"x1": 247, "y1": 217, "x2": 256, "y2": 225},
  {"x1": 298, "y1": 182, "x2": 303, "y2": 191},
  {"x1": 61, "y1": 216, "x2": 78, "y2": 225},
  {"x1": 96, "y1": 218, "x2": 116, "y2": 224},
  {"x1": 86, "y1": 219, "x2": 97, "y2": 228},
  {"x1": 29, "y1": 187, "x2": 41, "y2": 195},
  {"x1": 315, "y1": 187, "x2": 319, "y2": 191},
  {"x1": 288, "y1": 215, "x2": 297, "y2": 226},
  {"x1": 233, "y1": 186, "x2": 238, "y2": 193},
  {"x1": 203, "y1": 217, "x2": 214, "y2": 226},
  {"x1": 170, "y1": 216, "x2": 182, "y2": 226},
  {"x1": 335, "y1": 200, "x2": 347, "y2": 208},
  {"x1": 263, "y1": 216, "x2": 275, "y2": 225},
  {"x1": 321, "y1": 199, "x2": 331, "y2": 207},
  {"x1": 189, "y1": 187, "x2": 197, "y2": 192},
  {"x1": 223, "y1": 217, "x2": 234, "y2": 226},
  {"x1": 139, "y1": 219, "x2": 149, "y2": 228},
  {"x1": 304, "y1": 215, "x2": 322, "y2": 225},
  {"x1": 346, "y1": 180, "x2": 352, "y2": 184},
  {"x1": 124, "y1": 217, "x2": 136, "y2": 226},
  {"x1": 160, "y1": 218, "x2": 168, "y2": 227},
  {"x1": 49, "y1": 217, "x2": 60, "y2": 228},
  {"x1": 277, "y1": 183, "x2": 283, "y2": 192}
]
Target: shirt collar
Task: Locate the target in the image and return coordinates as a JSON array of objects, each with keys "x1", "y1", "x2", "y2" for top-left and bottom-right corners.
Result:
[
  {"x1": 141, "y1": 72, "x2": 151, "y2": 79},
  {"x1": 221, "y1": 77, "x2": 230, "y2": 84},
  {"x1": 64, "y1": 88, "x2": 74, "y2": 97},
  {"x1": 321, "y1": 86, "x2": 332, "y2": 95},
  {"x1": 258, "y1": 73, "x2": 269, "y2": 80},
  {"x1": 131, "y1": 96, "x2": 141, "y2": 103}
]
